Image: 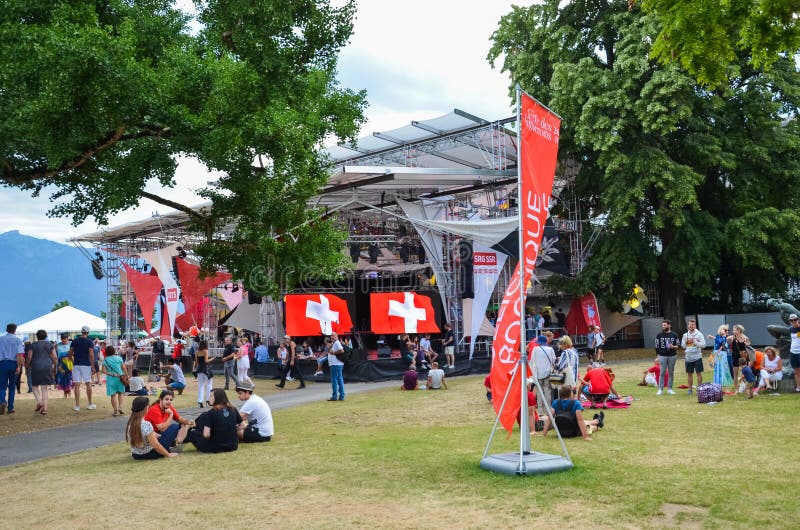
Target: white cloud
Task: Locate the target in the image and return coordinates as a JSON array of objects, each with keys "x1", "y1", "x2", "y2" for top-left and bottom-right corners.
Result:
[{"x1": 1, "y1": 0, "x2": 518, "y2": 242}]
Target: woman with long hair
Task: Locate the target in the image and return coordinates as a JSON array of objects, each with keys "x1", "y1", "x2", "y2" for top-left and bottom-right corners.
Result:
[
  {"x1": 55, "y1": 332, "x2": 73, "y2": 398},
  {"x1": 556, "y1": 335, "x2": 580, "y2": 390},
  {"x1": 126, "y1": 396, "x2": 178, "y2": 460},
  {"x1": 123, "y1": 340, "x2": 138, "y2": 378},
  {"x1": 236, "y1": 338, "x2": 254, "y2": 387},
  {"x1": 708, "y1": 325, "x2": 733, "y2": 389},
  {"x1": 187, "y1": 388, "x2": 243, "y2": 453},
  {"x1": 26, "y1": 329, "x2": 56, "y2": 415},
  {"x1": 101, "y1": 345, "x2": 126, "y2": 416},
  {"x1": 193, "y1": 340, "x2": 213, "y2": 407},
  {"x1": 729, "y1": 325, "x2": 750, "y2": 390}
]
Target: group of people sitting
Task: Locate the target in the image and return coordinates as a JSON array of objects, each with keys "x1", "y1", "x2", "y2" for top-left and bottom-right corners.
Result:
[
  {"x1": 126, "y1": 380, "x2": 273, "y2": 459},
  {"x1": 400, "y1": 361, "x2": 448, "y2": 390}
]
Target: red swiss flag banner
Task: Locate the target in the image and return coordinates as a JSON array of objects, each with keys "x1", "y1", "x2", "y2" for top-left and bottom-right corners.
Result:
[
  {"x1": 370, "y1": 292, "x2": 440, "y2": 334},
  {"x1": 491, "y1": 91, "x2": 560, "y2": 434},
  {"x1": 285, "y1": 294, "x2": 353, "y2": 336}
]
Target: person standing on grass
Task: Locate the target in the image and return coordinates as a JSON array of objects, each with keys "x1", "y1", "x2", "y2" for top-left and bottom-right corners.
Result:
[
  {"x1": 235, "y1": 381, "x2": 273, "y2": 443},
  {"x1": 68, "y1": 325, "x2": 96, "y2": 412},
  {"x1": 193, "y1": 340, "x2": 214, "y2": 408},
  {"x1": 221, "y1": 336, "x2": 237, "y2": 390},
  {"x1": 788, "y1": 314, "x2": 800, "y2": 393},
  {"x1": 655, "y1": 320, "x2": 680, "y2": 395},
  {"x1": 275, "y1": 334, "x2": 305, "y2": 389},
  {"x1": 681, "y1": 319, "x2": 706, "y2": 395},
  {"x1": 100, "y1": 345, "x2": 126, "y2": 416},
  {"x1": 126, "y1": 397, "x2": 178, "y2": 460},
  {"x1": 327, "y1": 332, "x2": 345, "y2": 401},
  {"x1": 235, "y1": 337, "x2": 254, "y2": 387},
  {"x1": 25, "y1": 329, "x2": 56, "y2": 416},
  {"x1": 587, "y1": 325, "x2": 605, "y2": 364},
  {"x1": 442, "y1": 323, "x2": 455, "y2": 370},
  {"x1": 529, "y1": 335, "x2": 556, "y2": 415}
]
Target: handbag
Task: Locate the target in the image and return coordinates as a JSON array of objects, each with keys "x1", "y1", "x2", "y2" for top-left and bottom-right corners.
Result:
[
  {"x1": 549, "y1": 371, "x2": 566, "y2": 383},
  {"x1": 696, "y1": 382, "x2": 723, "y2": 404}
]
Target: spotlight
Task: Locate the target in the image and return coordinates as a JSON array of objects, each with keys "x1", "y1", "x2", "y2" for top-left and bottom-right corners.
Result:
[
  {"x1": 231, "y1": 284, "x2": 240, "y2": 293},
  {"x1": 94, "y1": 252, "x2": 104, "y2": 262}
]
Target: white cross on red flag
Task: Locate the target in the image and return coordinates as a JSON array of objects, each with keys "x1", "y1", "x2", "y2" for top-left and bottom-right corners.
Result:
[
  {"x1": 370, "y1": 292, "x2": 440, "y2": 334},
  {"x1": 285, "y1": 294, "x2": 353, "y2": 336}
]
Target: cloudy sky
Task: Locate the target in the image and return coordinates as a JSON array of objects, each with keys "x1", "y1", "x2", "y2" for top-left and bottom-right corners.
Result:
[{"x1": 1, "y1": 0, "x2": 519, "y2": 243}]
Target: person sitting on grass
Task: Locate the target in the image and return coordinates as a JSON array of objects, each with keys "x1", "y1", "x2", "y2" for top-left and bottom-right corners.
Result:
[
  {"x1": 164, "y1": 357, "x2": 186, "y2": 395},
  {"x1": 143, "y1": 389, "x2": 193, "y2": 444},
  {"x1": 187, "y1": 388, "x2": 244, "y2": 453},
  {"x1": 235, "y1": 381, "x2": 273, "y2": 443},
  {"x1": 579, "y1": 362, "x2": 620, "y2": 409},
  {"x1": 738, "y1": 357, "x2": 757, "y2": 398},
  {"x1": 637, "y1": 357, "x2": 664, "y2": 387},
  {"x1": 401, "y1": 368, "x2": 418, "y2": 390},
  {"x1": 426, "y1": 361, "x2": 448, "y2": 390},
  {"x1": 126, "y1": 396, "x2": 178, "y2": 460},
  {"x1": 541, "y1": 385, "x2": 604, "y2": 440},
  {"x1": 127, "y1": 369, "x2": 148, "y2": 396}
]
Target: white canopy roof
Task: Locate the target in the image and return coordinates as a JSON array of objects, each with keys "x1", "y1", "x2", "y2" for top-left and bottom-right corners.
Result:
[{"x1": 16, "y1": 306, "x2": 106, "y2": 335}]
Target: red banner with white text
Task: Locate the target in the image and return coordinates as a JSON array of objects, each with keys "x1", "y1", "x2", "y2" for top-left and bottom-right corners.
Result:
[
  {"x1": 580, "y1": 292, "x2": 602, "y2": 330},
  {"x1": 491, "y1": 92, "x2": 561, "y2": 433}
]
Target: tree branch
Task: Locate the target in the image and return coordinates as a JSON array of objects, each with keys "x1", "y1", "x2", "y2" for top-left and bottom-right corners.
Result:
[
  {"x1": 2, "y1": 125, "x2": 171, "y2": 185},
  {"x1": 140, "y1": 190, "x2": 213, "y2": 237}
]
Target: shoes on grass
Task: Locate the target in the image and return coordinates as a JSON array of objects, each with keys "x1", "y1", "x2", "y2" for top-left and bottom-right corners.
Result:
[
  {"x1": 87, "y1": 403, "x2": 97, "y2": 410},
  {"x1": 73, "y1": 405, "x2": 80, "y2": 412},
  {"x1": 667, "y1": 389, "x2": 676, "y2": 395}
]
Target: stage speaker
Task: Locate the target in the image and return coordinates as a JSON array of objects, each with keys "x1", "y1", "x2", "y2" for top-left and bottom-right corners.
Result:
[
  {"x1": 377, "y1": 345, "x2": 392, "y2": 358},
  {"x1": 458, "y1": 240, "x2": 474, "y2": 298},
  {"x1": 91, "y1": 259, "x2": 104, "y2": 280}
]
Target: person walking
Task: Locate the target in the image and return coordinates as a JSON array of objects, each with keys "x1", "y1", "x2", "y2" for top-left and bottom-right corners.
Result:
[
  {"x1": 193, "y1": 340, "x2": 213, "y2": 407},
  {"x1": 235, "y1": 337, "x2": 254, "y2": 387},
  {"x1": 587, "y1": 325, "x2": 606, "y2": 364},
  {"x1": 25, "y1": 329, "x2": 57, "y2": 415},
  {"x1": 100, "y1": 345, "x2": 126, "y2": 416},
  {"x1": 681, "y1": 319, "x2": 706, "y2": 394},
  {"x1": 55, "y1": 332, "x2": 74, "y2": 398},
  {"x1": 327, "y1": 332, "x2": 345, "y2": 401},
  {"x1": 275, "y1": 334, "x2": 305, "y2": 389},
  {"x1": 220, "y1": 336, "x2": 237, "y2": 390},
  {"x1": 68, "y1": 326, "x2": 97, "y2": 411},
  {"x1": 655, "y1": 320, "x2": 680, "y2": 395}
]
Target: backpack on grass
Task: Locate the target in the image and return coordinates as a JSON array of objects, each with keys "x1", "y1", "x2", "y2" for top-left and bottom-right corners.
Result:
[{"x1": 696, "y1": 382, "x2": 723, "y2": 404}]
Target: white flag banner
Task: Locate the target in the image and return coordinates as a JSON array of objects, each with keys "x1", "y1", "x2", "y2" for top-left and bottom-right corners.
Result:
[
  {"x1": 138, "y1": 244, "x2": 181, "y2": 338},
  {"x1": 470, "y1": 242, "x2": 507, "y2": 358}
]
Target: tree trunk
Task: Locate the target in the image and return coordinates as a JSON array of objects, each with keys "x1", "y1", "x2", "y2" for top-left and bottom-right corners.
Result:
[{"x1": 659, "y1": 260, "x2": 686, "y2": 334}]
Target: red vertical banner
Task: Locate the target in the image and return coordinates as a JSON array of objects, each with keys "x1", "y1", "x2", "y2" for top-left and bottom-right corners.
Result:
[
  {"x1": 490, "y1": 92, "x2": 561, "y2": 433},
  {"x1": 580, "y1": 292, "x2": 602, "y2": 330}
]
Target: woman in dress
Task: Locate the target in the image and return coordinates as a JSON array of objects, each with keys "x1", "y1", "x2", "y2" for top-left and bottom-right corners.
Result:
[
  {"x1": 729, "y1": 325, "x2": 750, "y2": 389},
  {"x1": 26, "y1": 329, "x2": 56, "y2": 415},
  {"x1": 187, "y1": 388, "x2": 243, "y2": 453},
  {"x1": 193, "y1": 340, "x2": 213, "y2": 407},
  {"x1": 236, "y1": 338, "x2": 253, "y2": 387},
  {"x1": 707, "y1": 325, "x2": 733, "y2": 389},
  {"x1": 101, "y1": 345, "x2": 126, "y2": 416},
  {"x1": 125, "y1": 396, "x2": 178, "y2": 460},
  {"x1": 556, "y1": 335, "x2": 580, "y2": 391},
  {"x1": 54, "y1": 332, "x2": 73, "y2": 398},
  {"x1": 123, "y1": 340, "x2": 138, "y2": 378}
]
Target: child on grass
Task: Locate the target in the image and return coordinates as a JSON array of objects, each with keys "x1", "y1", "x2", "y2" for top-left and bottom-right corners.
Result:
[{"x1": 738, "y1": 357, "x2": 756, "y2": 398}]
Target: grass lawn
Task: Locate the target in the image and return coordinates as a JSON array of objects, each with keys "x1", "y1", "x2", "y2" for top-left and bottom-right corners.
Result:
[{"x1": 1, "y1": 358, "x2": 798, "y2": 529}]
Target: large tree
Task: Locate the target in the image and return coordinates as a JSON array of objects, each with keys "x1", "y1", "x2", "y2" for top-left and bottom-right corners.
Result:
[
  {"x1": 0, "y1": 0, "x2": 366, "y2": 296},
  {"x1": 641, "y1": 0, "x2": 800, "y2": 88},
  {"x1": 489, "y1": 0, "x2": 800, "y2": 326}
]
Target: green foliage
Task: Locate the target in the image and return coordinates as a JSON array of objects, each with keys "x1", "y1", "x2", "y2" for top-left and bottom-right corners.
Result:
[
  {"x1": 642, "y1": 0, "x2": 800, "y2": 88},
  {"x1": 51, "y1": 300, "x2": 70, "y2": 311},
  {"x1": 0, "y1": 0, "x2": 366, "y2": 296},
  {"x1": 490, "y1": 0, "x2": 800, "y2": 318}
]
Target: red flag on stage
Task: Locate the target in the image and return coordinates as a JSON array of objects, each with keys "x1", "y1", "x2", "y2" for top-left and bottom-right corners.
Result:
[
  {"x1": 490, "y1": 92, "x2": 561, "y2": 434},
  {"x1": 580, "y1": 292, "x2": 602, "y2": 330},
  {"x1": 175, "y1": 258, "x2": 232, "y2": 326},
  {"x1": 285, "y1": 294, "x2": 354, "y2": 336},
  {"x1": 370, "y1": 292, "x2": 440, "y2": 334},
  {"x1": 122, "y1": 263, "x2": 162, "y2": 334}
]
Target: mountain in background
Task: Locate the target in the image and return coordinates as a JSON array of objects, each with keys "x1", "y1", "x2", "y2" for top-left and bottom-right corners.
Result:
[{"x1": 0, "y1": 231, "x2": 106, "y2": 325}]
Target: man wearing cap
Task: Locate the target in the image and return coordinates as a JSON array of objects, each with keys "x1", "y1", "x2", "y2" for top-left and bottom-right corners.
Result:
[
  {"x1": 528, "y1": 335, "x2": 555, "y2": 417},
  {"x1": 68, "y1": 325, "x2": 96, "y2": 411},
  {"x1": 788, "y1": 313, "x2": 800, "y2": 393},
  {"x1": 0, "y1": 323, "x2": 25, "y2": 414},
  {"x1": 275, "y1": 334, "x2": 305, "y2": 389},
  {"x1": 235, "y1": 381, "x2": 273, "y2": 442}
]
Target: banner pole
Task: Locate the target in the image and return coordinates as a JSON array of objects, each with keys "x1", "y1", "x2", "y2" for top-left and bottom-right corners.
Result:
[
  {"x1": 514, "y1": 84, "x2": 531, "y2": 462},
  {"x1": 481, "y1": 362, "x2": 520, "y2": 459}
]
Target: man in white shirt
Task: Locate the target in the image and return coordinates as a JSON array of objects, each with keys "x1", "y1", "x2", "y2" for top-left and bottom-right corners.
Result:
[
  {"x1": 588, "y1": 325, "x2": 605, "y2": 364},
  {"x1": 681, "y1": 319, "x2": 706, "y2": 394},
  {"x1": 529, "y1": 335, "x2": 556, "y2": 417},
  {"x1": 328, "y1": 332, "x2": 345, "y2": 401},
  {"x1": 419, "y1": 333, "x2": 436, "y2": 367},
  {"x1": 426, "y1": 362, "x2": 448, "y2": 390},
  {"x1": 236, "y1": 381, "x2": 273, "y2": 442}
]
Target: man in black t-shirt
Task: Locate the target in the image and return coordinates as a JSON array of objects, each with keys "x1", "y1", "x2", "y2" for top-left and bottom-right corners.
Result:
[
  {"x1": 654, "y1": 320, "x2": 680, "y2": 395},
  {"x1": 68, "y1": 326, "x2": 96, "y2": 411},
  {"x1": 188, "y1": 393, "x2": 243, "y2": 453},
  {"x1": 442, "y1": 323, "x2": 455, "y2": 370}
]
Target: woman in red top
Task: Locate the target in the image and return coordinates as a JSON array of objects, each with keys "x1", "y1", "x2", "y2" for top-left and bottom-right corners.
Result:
[
  {"x1": 580, "y1": 364, "x2": 620, "y2": 409},
  {"x1": 143, "y1": 389, "x2": 194, "y2": 446}
]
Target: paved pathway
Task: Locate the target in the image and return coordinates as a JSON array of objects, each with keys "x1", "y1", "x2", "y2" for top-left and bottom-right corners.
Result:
[{"x1": 0, "y1": 380, "x2": 398, "y2": 468}]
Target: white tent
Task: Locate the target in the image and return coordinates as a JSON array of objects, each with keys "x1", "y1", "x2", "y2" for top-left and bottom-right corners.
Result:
[{"x1": 16, "y1": 306, "x2": 106, "y2": 339}]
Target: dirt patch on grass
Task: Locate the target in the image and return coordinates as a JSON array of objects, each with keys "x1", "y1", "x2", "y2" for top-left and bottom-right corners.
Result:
[{"x1": 651, "y1": 503, "x2": 709, "y2": 528}]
